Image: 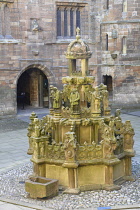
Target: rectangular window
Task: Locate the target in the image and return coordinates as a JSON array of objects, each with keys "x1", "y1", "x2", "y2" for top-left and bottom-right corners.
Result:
[{"x1": 56, "y1": 3, "x2": 86, "y2": 38}]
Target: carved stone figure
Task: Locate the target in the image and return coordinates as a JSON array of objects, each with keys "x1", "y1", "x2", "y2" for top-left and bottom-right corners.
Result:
[
  {"x1": 100, "y1": 121, "x2": 117, "y2": 159},
  {"x1": 62, "y1": 84, "x2": 70, "y2": 107},
  {"x1": 34, "y1": 118, "x2": 41, "y2": 138},
  {"x1": 91, "y1": 87, "x2": 101, "y2": 114},
  {"x1": 69, "y1": 88, "x2": 80, "y2": 112},
  {"x1": 53, "y1": 88, "x2": 61, "y2": 109},
  {"x1": 123, "y1": 120, "x2": 134, "y2": 151},
  {"x1": 32, "y1": 19, "x2": 41, "y2": 31},
  {"x1": 102, "y1": 86, "x2": 110, "y2": 115},
  {"x1": 50, "y1": 87, "x2": 61, "y2": 109},
  {"x1": 115, "y1": 109, "x2": 121, "y2": 119},
  {"x1": 49, "y1": 85, "x2": 55, "y2": 109}
]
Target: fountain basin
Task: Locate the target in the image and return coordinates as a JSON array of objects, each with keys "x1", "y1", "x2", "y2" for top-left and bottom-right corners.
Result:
[{"x1": 25, "y1": 176, "x2": 58, "y2": 198}]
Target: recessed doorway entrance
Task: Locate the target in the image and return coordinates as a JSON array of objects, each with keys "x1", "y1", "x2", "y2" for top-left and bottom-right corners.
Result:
[
  {"x1": 103, "y1": 75, "x2": 113, "y2": 97},
  {"x1": 17, "y1": 68, "x2": 49, "y2": 109}
]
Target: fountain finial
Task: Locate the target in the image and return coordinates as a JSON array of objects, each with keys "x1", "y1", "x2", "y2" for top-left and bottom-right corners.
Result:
[{"x1": 76, "y1": 27, "x2": 81, "y2": 40}]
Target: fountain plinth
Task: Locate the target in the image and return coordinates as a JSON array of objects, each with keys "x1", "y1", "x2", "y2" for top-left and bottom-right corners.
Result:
[{"x1": 26, "y1": 28, "x2": 135, "y2": 195}]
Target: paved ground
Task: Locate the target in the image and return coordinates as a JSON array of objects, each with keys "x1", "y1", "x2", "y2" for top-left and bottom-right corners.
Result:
[{"x1": 0, "y1": 107, "x2": 140, "y2": 210}]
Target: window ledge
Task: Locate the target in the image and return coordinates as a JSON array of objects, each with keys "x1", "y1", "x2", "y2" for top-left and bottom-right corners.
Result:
[
  {"x1": 56, "y1": 38, "x2": 75, "y2": 44},
  {"x1": 0, "y1": 39, "x2": 19, "y2": 44},
  {"x1": 0, "y1": 35, "x2": 19, "y2": 43},
  {"x1": 56, "y1": 38, "x2": 93, "y2": 44},
  {"x1": 0, "y1": 0, "x2": 14, "y2": 2}
]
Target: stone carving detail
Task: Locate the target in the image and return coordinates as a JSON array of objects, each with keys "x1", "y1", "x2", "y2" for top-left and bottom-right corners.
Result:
[
  {"x1": 100, "y1": 120, "x2": 117, "y2": 159},
  {"x1": 27, "y1": 112, "x2": 38, "y2": 155},
  {"x1": 81, "y1": 107, "x2": 91, "y2": 118},
  {"x1": 69, "y1": 88, "x2": 80, "y2": 113},
  {"x1": 90, "y1": 87, "x2": 101, "y2": 116},
  {"x1": 123, "y1": 120, "x2": 134, "y2": 151},
  {"x1": 61, "y1": 106, "x2": 71, "y2": 118},
  {"x1": 50, "y1": 86, "x2": 61, "y2": 109},
  {"x1": 99, "y1": 84, "x2": 111, "y2": 115},
  {"x1": 63, "y1": 125, "x2": 78, "y2": 168},
  {"x1": 34, "y1": 118, "x2": 41, "y2": 138},
  {"x1": 32, "y1": 19, "x2": 42, "y2": 31},
  {"x1": 65, "y1": 28, "x2": 92, "y2": 59},
  {"x1": 77, "y1": 142, "x2": 102, "y2": 160},
  {"x1": 47, "y1": 143, "x2": 65, "y2": 160},
  {"x1": 27, "y1": 29, "x2": 135, "y2": 194}
]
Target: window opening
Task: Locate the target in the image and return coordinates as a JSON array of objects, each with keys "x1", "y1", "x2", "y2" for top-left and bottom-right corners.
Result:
[
  {"x1": 106, "y1": 34, "x2": 108, "y2": 51},
  {"x1": 122, "y1": 36, "x2": 127, "y2": 54},
  {"x1": 56, "y1": 3, "x2": 86, "y2": 38},
  {"x1": 103, "y1": 75, "x2": 113, "y2": 96},
  {"x1": 107, "y1": 0, "x2": 109, "y2": 10}
]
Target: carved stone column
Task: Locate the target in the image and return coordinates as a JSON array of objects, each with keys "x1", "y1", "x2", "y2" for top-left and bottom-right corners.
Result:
[
  {"x1": 104, "y1": 165, "x2": 121, "y2": 190},
  {"x1": 62, "y1": 130, "x2": 80, "y2": 194},
  {"x1": 27, "y1": 112, "x2": 38, "y2": 155}
]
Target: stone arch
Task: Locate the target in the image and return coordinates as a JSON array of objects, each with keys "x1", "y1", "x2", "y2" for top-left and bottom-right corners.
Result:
[
  {"x1": 16, "y1": 64, "x2": 56, "y2": 86},
  {"x1": 16, "y1": 64, "x2": 55, "y2": 109}
]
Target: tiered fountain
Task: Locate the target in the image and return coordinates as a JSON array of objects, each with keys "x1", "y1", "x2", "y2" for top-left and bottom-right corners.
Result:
[{"x1": 26, "y1": 28, "x2": 135, "y2": 198}]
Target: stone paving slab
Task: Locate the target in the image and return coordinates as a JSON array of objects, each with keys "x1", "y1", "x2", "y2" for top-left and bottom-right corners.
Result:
[
  {"x1": 126, "y1": 111, "x2": 140, "y2": 117},
  {"x1": 0, "y1": 197, "x2": 140, "y2": 210},
  {"x1": 0, "y1": 128, "x2": 30, "y2": 173},
  {"x1": 0, "y1": 197, "x2": 56, "y2": 210}
]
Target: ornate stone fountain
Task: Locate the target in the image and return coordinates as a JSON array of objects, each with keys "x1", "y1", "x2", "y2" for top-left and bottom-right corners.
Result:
[{"x1": 26, "y1": 28, "x2": 135, "y2": 195}]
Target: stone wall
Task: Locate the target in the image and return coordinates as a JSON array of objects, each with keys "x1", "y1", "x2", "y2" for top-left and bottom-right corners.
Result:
[{"x1": 99, "y1": 0, "x2": 140, "y2": 106}]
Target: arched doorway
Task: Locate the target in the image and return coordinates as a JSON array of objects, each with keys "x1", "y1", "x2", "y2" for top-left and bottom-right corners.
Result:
[{"x1": 17, "y1": 68, "x2": 49, "y2": 109}]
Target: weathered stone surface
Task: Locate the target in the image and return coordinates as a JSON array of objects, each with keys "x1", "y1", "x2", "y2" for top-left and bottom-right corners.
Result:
[
  {"x1": 26, "y1": 33, "x2": 135, "y2": 194},
  {"x1": 25, "y1": 176, "x2": 58, "y2": 198}
]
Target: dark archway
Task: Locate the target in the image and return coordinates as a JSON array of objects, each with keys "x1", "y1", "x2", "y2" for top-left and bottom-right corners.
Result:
[{"x1": 17, "y1": 68, "x2": 49, "y2": 109}]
